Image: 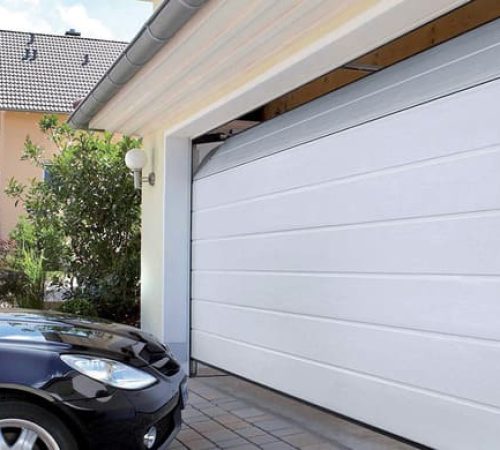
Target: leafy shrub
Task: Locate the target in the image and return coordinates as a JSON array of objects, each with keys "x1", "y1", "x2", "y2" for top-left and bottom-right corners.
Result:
[
  {"x1": 6, "y1": 115, "x2": 142, "y2": 322},
  {"x1": 2, "y1": 226, "x2": 47, "y2": 309},
  {"x1": 0, "y1": 240, "x2": 26, "y2": 304},
  {"x1": 59, "y1": 297, "x2": 98, "y2": 317},
  {"x1": 13, "y1": 247, "x2": 45, "y2": 309},
  {"x1": 0, "y1": 268, "x2": 27, "y2": 304},
  {"x1": 9, "y1": 216, "x2": 65, "y2": 273},
  {"x1": 0, "y1": 239, "x2": 13, "y2": 268}
]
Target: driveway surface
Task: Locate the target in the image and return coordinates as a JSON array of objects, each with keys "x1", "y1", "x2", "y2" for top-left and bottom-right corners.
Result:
[{"x1": 172, "y1": 365, "x2": 419, "y2": 450}]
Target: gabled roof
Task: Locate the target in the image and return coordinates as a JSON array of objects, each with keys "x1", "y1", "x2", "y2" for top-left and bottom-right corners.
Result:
[{"x1": 0, "y1": 29, "x2": 127, "y2": 114}]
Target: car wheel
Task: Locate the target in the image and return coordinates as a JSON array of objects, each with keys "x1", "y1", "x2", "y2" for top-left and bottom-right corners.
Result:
[{"x1": 0, "y1": 400, "x2": 78, "y2": 450}]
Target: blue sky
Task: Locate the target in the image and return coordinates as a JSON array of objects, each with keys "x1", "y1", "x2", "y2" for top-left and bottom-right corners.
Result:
[{"x1": 0, "y1": 0, "x2": 153, "y2": 41}]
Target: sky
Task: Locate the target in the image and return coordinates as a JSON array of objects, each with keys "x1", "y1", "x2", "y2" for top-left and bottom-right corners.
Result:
[{"x1": 0, "y1": 0, "x2": 153, "y2": 42}]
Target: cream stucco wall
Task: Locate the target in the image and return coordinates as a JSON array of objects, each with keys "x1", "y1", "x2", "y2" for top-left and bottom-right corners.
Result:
[
  {"x1": 0, "y1": 111, "x2": 65, "y2": 239},
  {"x1": 140, "y1": 130, "x2": 166, "y2": 337}
]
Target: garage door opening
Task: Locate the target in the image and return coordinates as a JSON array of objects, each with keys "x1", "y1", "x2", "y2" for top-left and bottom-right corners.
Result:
[{"x1": 191, "y1": 12, "x2": 500, "y2": 450}]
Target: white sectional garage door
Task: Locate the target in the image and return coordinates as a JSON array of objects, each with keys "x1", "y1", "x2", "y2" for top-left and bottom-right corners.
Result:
[{"x1": 191, "y1": 21, "x2": 500, "y2": 450}]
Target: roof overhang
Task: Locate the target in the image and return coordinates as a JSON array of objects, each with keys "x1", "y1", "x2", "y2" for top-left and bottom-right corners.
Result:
[
  {"x1": 68, "y1": 0, "x2": 207, "y2": 130},
  {"x1": 72, "y1": 0, "x2": 468, "y2": 137}
]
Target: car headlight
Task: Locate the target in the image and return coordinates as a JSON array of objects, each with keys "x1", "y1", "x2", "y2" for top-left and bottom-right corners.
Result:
[{"x1": 61, "y1": 354, "x2": 156, "y2": 390}]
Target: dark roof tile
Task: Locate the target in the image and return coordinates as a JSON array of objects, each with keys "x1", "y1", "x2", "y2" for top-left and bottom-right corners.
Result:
[{"x1": 0, "y1": 29, "x2": 127, "y2": 113}]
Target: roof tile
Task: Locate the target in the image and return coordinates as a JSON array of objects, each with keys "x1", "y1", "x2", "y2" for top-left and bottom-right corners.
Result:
[{"x1": 0, "y1": 29, "x2": 127, "y2": 113}]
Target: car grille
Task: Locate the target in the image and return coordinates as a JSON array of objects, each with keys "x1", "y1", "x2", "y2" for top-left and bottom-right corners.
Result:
[
  {"x1": 139, "y1": 345, "x2": 181, "y2": 376},
  {"x1": 155, "y1": 405, "x2": 179, "y2": 447}
]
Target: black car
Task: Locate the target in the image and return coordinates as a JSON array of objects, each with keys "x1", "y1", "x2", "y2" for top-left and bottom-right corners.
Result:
[{"x1": 0, "y1": 309, "x2": 187, "y2": 450}]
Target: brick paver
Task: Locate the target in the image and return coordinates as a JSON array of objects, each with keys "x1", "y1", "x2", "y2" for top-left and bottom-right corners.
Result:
[
  {"x1": 173, "y1": 384, "x2": 343, "y2": 450},
  {"x1": 172, "y1": 368, "x2": 417, "y2": 450}
]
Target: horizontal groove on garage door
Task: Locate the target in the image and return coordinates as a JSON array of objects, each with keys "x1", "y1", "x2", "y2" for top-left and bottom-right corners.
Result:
[
  {"x1": 192, "y1": 329, "x2": 500, "y2": 450},
  {"x1": 194, "y1": 18, "x2": 500, "y2": 180},
  {"x1": 191, "y1": 307, "x2": 500, "y2": 409}
]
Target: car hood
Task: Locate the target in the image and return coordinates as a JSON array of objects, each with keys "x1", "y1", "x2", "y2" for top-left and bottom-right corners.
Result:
[{"x1": 0, "y1": 309, "x2": 168, "y2": 366}]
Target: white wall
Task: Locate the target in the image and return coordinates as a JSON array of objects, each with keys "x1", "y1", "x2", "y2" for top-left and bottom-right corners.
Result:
[{"x1": 141, "y1": 134, "x2": 192, "y2": 370}]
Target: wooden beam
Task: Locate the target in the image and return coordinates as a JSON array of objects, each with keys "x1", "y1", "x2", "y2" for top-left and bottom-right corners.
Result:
[
  {"x1": 263, "y1": 0, "x2": 500, "y2": 120},
  {"x1": 263, "y1": 69, "x2": 366, "y2": 118}
]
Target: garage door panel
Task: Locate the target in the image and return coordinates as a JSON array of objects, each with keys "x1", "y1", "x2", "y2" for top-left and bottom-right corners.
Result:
[
  {"x1": 207, "y1": 66, "x2": 500, "y2": 179},
  {"x1": 193, "y1": 71, "x2": 500, "y2": 214},
  {"x1": 195, "y1": 79, "x2": 500, "y2": 210},
  {"x1": 192, "y1": 331, "x2": 500, "y2": 450},
  {"x1": 197, "y1": 20, "x2": 500, "y2": 182},
  {"x1": 193, "y1": 146, "x2": 500, "y2": 239},
  {"x1": 193, "y1": 214, "x2": 500, "y2": 274},
  {"x1": 192, "y1": 271, "x2": 500, "y2": 341},
  {"x1": 192, "y1": 300, "x2": 500, "y2": 407}
]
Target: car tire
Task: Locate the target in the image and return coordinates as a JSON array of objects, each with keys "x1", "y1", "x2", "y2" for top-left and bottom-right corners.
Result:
[{"x1": 0, "y1": 400, "x2": 78, "y2": 450}]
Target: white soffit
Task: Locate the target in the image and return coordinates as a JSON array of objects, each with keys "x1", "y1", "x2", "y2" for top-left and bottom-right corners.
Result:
[{"x1": 90, "y1": 0, "x2": 468, "y2": 137}]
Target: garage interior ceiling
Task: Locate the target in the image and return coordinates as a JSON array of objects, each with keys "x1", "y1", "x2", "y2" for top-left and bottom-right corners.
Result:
[{"x1": 263, "y1": 0, "x2": 500, "y2": 119}]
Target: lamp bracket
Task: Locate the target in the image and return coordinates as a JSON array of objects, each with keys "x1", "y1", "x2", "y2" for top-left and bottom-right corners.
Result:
[{"x1": 142, "y1": 172, "x2": 156, "y2": 186}]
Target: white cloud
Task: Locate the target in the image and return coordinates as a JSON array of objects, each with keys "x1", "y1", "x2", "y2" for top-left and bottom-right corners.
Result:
[
  {"x1": 57, "y1": 3, "x2": 114, "y2": 40},
  {"x1": 3, "y1": 0, "x2": 40, "y2": 5},
  {"x1": 0, "y1": 5, "x2": 53, "y2": 34},
  {"x1": 0, "y1": 0, "x2": 147, "y2": 40}
]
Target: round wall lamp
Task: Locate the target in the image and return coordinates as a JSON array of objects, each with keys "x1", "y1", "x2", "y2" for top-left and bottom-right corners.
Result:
[{"x1": 125, "y1": 148, "x2": 155, "y2": 189}]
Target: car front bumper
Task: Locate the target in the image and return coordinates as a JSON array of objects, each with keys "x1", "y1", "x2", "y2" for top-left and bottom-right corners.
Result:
[
  {"x1": 52, "y1": 371, "x2": 187, "y2": 450},
  {"x1": 157, "y1": 405, "x2": 182, "y2": 450}
]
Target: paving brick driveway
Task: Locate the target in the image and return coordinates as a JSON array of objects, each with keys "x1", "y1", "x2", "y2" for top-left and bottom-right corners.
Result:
[{"x1": 171, "y1": 367, "x2": 418, "y2": 450}]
